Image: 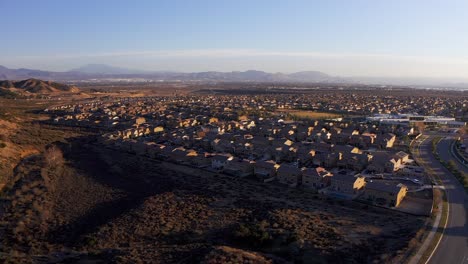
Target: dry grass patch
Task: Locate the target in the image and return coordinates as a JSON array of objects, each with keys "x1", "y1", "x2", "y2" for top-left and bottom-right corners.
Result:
[{"x1": 280, "y1": 109, "x2": 342, "y2": 120}]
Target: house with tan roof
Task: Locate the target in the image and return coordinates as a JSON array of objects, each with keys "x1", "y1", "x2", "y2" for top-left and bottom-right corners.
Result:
[
  {"x1": 277, "y1": 164, "x2": 302, "y2": 187},
  {"x1": 377, "y1": 133, "x2": 396, "y2": 149},
  {"x1": 330, "y1": 174, "x2": 366, "y2": 194},
  {"x1": 337, "y1": 152, "x2": 372, "y2": 172},
  {"x1": 211, "y1": 154, "x2": 232, "y2": 170},
  {"x1": 362, "y1": 181, "x2": 408, "y2": 207},
  {"x1": 253, "y1": 160, "x2": 280, "y2": 182},
  {"x1": 393, "y1": 151, "x2": 410, "y2": 164},
  {"x1": 367, "y1": 152, "x2": 400, "y2": 173},
  {"x1": 223, "y1": 158, "x2": 254, "y2": 177},
  {"x1": 169, "y1": 147, "x2": 189, "y2": 164},
  {"x1": 301, "y1": 167, "x2": 332, "y2": 190},
  {"x1": 188, "y1": 152, "x2": 211, "y2": 168}
]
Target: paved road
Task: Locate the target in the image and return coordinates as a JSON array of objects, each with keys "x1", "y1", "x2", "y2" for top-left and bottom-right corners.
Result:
[{"x1": 416, "y1": 135, "x2": 468, "y2": 264}]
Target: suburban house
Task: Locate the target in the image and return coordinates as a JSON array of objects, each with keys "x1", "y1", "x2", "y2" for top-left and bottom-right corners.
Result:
[
  {"x1": 314, "y1": 152, "x2": 341, "y2": 168},
  {"x1": 367, "y1": 152, "x2": 400, "y2": 173},
  {"x1": 377, "y1": 133, "x2": 396, "y2": 149},
  {"x1": 212, "y1": 138, "x2": 232, "y2": 152},
  {"x1": 333, "y1": 144, "x2": 361, "y2": 155},
  {"x1": 253, "y1": 160, "x2": 280, "y2": 182},
  {"x1": 394, "y1": 151, "x2": 410, "y2": 164},
  {"x1": 146, "y1": 142, "x2": 162, "y2": 158},
  {"x1": 362, "y1": 181, "x2": 408, "y2": 207},
  {"x1": 211, "y1": 154, "x2": 232, "y2": 170},
  {"x1": 188, "y1": 152, "x2": 211, "y2": 168},
  {"x1": 169, "y1": 147, "x2": 189, "y2": 164},
  {"x1": 277, "y1": 164, "x2": 302, "y2": 187},
  {"x1": 158, "y1": 145, "x2": 174, "y2": 160},
  {"x1": 397, "y1": 165, "x2": 425, "y2": 177},
  {"x1": 337, "y1": 152, "x2": 372, "y2": 171},
  {"x1": 349, "y1": 134, "x2": 375, "y2": 149},
  {"x1": 223, "y1": 158, "x2": 254, "y2": 177},
  {"x1": 301, "y1": 167, "x2": 332, "y2": 189},
  {"x1": 330, "y1": 174, "x2": 366, "y2": 194}
]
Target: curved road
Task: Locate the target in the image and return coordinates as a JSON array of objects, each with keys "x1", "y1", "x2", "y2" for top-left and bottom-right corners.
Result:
[{"x1": 417, "y1": 134, "x2": 468, "y2": 264}]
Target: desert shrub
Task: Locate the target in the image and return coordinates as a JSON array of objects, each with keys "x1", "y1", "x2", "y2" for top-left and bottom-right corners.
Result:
[
  {"x1": 44, "y1": 145, "x2": 64, "y2": 168},
  {"x1": 85, "y1": 236, "x2": 98, "y2": 247},
  {"x1": 0, "y1": 88, "x2": 21, "y2": 99},
  {"x1": 285, "y1": 232, "x2": 300, "y2": 244},
  {"x1": 0, "y1": 142, "x2": 6, "y2": 148},
  {"x1": 233, "y1": 222, "x2": 272, "y2": 248}
]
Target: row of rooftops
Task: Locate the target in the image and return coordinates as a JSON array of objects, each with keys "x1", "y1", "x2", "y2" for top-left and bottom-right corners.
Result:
[{"x1": 46, "y1": 91, "x2": 466, "y2": 118}]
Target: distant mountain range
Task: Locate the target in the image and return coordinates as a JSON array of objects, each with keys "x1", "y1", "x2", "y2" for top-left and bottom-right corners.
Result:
[
  {"x1": 0, "y1": 64, "x2": 335, "y2": 83},
  {"x1": 1, "y1": 64, "x2": 467, "y2": 88},
  {"x1": 0, "y1": 78, "x2": 79, "y2": 96}
]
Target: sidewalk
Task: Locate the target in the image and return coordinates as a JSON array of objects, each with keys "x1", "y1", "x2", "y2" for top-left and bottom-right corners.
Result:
[{"x1": 408, "y1": 200, "x2": 443, "y2": 264}]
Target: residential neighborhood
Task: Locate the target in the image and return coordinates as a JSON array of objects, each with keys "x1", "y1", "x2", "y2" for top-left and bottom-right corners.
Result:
[{"x1": 44, "y1": 93, "x2": 462, "y2": 210}]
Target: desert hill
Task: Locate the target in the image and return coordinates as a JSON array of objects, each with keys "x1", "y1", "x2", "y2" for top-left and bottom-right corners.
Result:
[{"x1": 0, "y1": 78, "x2": 79, "y2": 94}]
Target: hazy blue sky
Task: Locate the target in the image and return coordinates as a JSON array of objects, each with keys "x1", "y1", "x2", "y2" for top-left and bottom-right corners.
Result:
[{"x1": 1, "y1": 0, "x2": 468, "y2": 77}]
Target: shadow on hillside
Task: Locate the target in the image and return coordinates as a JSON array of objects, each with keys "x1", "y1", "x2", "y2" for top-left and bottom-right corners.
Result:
[
  {"x1": 45, "y1": 135, "x2": 177, "y2": 247},
  {"x1": 47, "y1": 196, "x2": 147, "y2": 246}
]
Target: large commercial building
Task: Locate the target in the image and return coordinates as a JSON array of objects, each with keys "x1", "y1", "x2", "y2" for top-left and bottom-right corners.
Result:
[{"x1": 367, "y1": 114, "x2": 466, "y2": 128}]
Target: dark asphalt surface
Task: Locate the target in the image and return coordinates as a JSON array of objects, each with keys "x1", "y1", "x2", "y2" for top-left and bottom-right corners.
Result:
[{"x1": 418, "y1": 135, "x2": 468, "y2": 264}]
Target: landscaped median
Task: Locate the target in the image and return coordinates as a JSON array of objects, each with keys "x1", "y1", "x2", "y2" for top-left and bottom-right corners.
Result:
[
  {"x1": 452, "y1": 140, "x2": 467, "y2": 164},
  {"x1": 432, "y1": 137, "x2": 468, "y2": 193}
]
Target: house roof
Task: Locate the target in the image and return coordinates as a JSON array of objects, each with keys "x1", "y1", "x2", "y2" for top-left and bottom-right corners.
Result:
[
  {"x1": 365, "y1": 181, "x2": 405, "y2": 194},
  {"x1": 225, "y1": 158, "x2": 253, "y2": 169},
  {"x1": 394, "y1": 151, "x2": 409, "y2": 159},
  {"x1": 331, "y1": 174, "x2": 359, "y2": 183},
  {"x1": 370, "y1": 152, "x2": 395, "y2": 166},
  {"x1": 212, "y1": 154, "x2": 231, "y2": 162},
  {"x1": 254, "y1": 160, "x2": 277, "y2": 169},
  {"x1": 302, "y1": 167, "x2": 330, "y2": 177},
  {"x1": 277, "y1": 164, "x2": 301, "y2": 174},
  {"x1": 332, "y1": 144, "x2": 356, "y2": 154}
]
